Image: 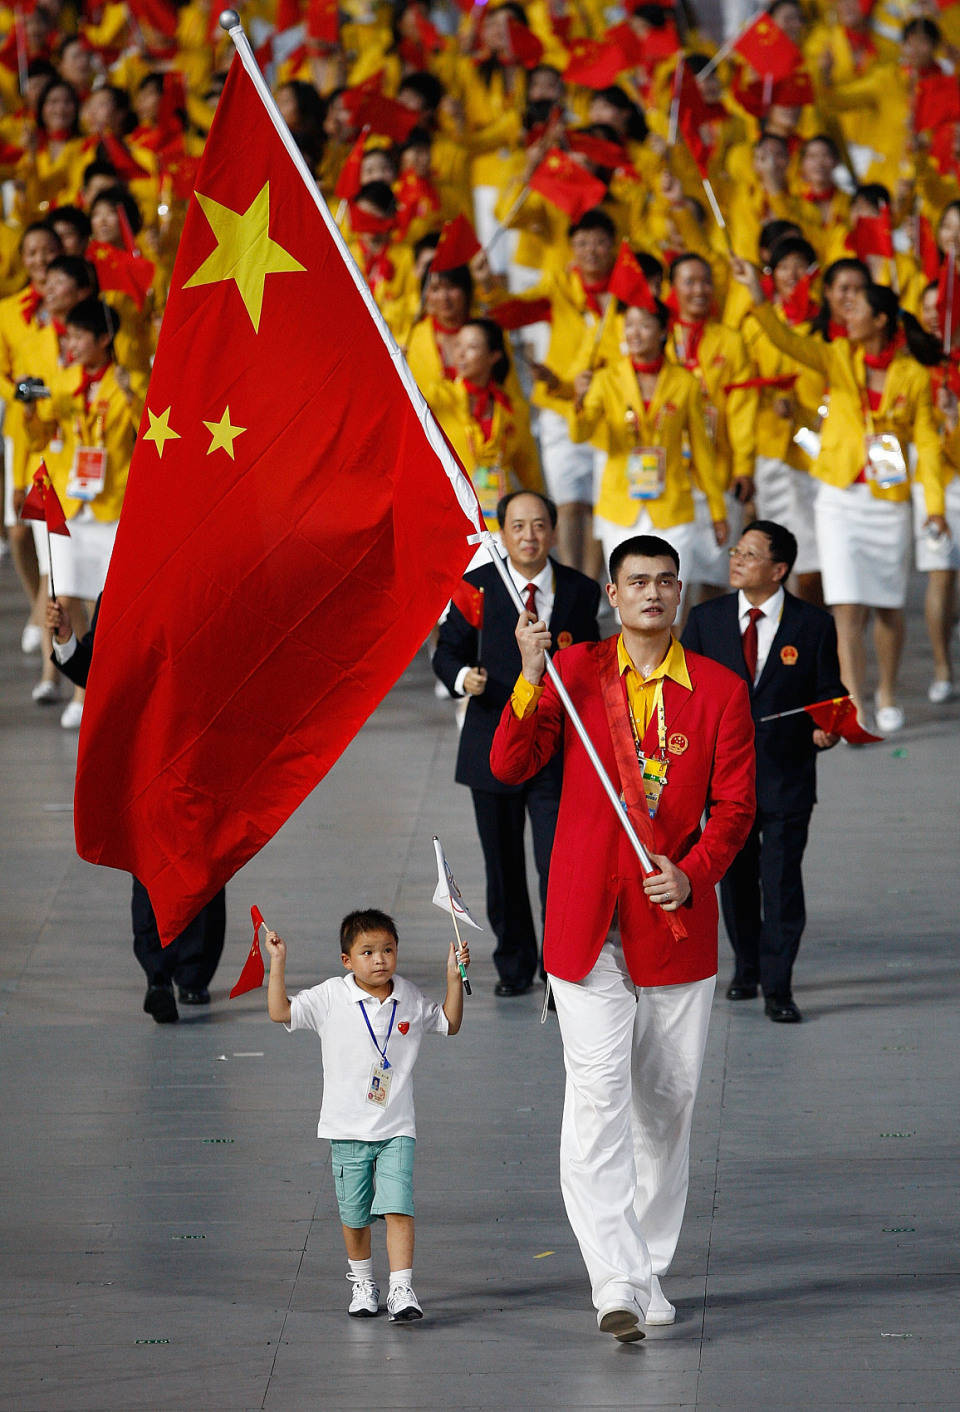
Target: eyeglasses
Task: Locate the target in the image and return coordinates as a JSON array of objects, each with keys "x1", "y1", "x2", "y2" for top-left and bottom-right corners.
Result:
[{"x1": 728, "y1": 547, "x2": 773, "y2": 563}]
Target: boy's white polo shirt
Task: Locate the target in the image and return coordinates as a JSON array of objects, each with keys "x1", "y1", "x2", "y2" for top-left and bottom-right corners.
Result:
[{"x1": 287, "y1": 974, "x2": 448, "y2": 1141}]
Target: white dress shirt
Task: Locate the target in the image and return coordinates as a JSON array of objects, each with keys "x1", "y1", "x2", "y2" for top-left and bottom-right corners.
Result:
[
  {"x1": 737, "y1": 586, "x2": 784, "y2": 684},
  {"x1": 454, "y1": 557, "x2": 555, "y2": 696}
]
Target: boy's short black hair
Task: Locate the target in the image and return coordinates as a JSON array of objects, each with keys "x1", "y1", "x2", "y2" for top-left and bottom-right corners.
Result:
[
  {"x1": 609, "y1": 535, "x2": 680, "y2": 583},
  {"x1": 743, "y1": 519, "x2": 798, "y2": 575},
  {"x1": 340, "y1": 909, "x2": 399, "y2": 954}
]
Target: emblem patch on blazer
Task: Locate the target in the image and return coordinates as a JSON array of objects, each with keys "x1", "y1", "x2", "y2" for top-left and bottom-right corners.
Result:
[
  {"x1": 668, "y1": 732, "x2": 689, "y2": 755},
  {"x1": 780, "y1": 645, "x2": 798, "y2": 665},
  {"x1": 556, "y1": 631, "x2": 573, "y2": 650}
]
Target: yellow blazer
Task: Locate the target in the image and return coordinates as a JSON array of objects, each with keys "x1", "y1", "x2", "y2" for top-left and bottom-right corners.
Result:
[
  {"x1": 570, "y1": 358, "x2": 725, "y2": 528},
  {"x1": 6, "y1": 320, "x2": 68, "y2": 492},
  {"x1": 747, "y1": 302, "x2": 945, "y2": 515},
  {"x1": 664, "y1": 319, "x2": 757, "y2": 486},
  {"x1": 742, "y1": 306, "x2": 825, "y2": 468},
  {"x1": 518, "y1": 268, "x2": 623, "y2": 417},
  {"x1": 31, "y1": 363, "x2": 147, "y2": 523}
]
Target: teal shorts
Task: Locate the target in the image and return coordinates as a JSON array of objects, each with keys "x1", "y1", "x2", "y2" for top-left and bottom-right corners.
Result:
[{"x1": 330, "y1": 1136, "x2": 416, "y2": 1228}]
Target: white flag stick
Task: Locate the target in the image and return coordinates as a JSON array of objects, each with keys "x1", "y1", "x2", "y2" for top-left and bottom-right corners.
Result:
[
  {"x1": 944, "y1": 248, "x2": 956, "y2": 356},
  {"x1": 700, "y1": 3, "x2": 765, "y2": 80}
]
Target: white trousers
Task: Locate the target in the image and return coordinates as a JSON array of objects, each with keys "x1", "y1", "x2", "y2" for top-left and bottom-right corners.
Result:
[{"x1": 550, "y1": 941, "x2": 715, "y2": 1316}]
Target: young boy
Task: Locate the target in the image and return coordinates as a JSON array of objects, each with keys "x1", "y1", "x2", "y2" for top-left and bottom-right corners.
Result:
[{"x1": 265, "y1": 908, "x2": 469, "y2": 1322}]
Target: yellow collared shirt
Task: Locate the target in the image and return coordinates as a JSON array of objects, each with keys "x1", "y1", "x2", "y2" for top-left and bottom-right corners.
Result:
[{"x1": 510, "y1": 633, "x2": 691, "y2": 726}]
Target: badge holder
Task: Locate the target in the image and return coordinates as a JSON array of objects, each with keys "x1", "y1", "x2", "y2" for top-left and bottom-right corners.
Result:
[
  {"x1": 472, "y1": 464, "x2": 506, "y2": 522},
  {"x1": 66, "y1": 445, "x2": 107, "y2": 502},
  {"x1": 864, "y1": 433, "x2": 907, "y2": 489},
  {"x1": 366, "y1": 1065, "x2": 392, "y2": 1108},
  {"x1": 626, "y1": 446, "x2": 666, "y2": 501}
]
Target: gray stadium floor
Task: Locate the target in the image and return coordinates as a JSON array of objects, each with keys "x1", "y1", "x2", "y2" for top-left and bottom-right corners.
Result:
[{"x1": 1, "y1": 556, "x2": 958, "y2": 1410}]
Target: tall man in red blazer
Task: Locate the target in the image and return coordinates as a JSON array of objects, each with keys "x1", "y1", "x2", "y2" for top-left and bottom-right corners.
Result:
[{"x1": 490, "y1": 535, "x2": 755, "y2": 1344}]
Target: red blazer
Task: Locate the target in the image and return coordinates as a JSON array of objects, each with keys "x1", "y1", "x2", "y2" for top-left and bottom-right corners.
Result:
[{"x1": 490, "y1": 636, "x2": 756, "y2": 986}]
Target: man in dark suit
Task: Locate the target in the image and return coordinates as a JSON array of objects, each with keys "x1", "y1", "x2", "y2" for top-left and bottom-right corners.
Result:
[
  {"x1": 47, "y1": 595, "x2": 227, "y2": 1024},
  {"x1": 432, "y1": 491, "x2": 602, "y2": 997},
  {"x1": 682, "y1": 520, "x2": 845, "y2": 1023}
]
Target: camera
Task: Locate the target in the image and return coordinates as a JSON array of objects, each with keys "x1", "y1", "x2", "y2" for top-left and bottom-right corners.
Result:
[{"x1": 14, "y1": 377, "x2": 51, "y2": 403}]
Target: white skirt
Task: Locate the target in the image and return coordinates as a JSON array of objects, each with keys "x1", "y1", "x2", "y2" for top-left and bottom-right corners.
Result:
[
  {"x1": 912, "y1": 478, "x2": 960, "y2": 572},
  {"x1": 689, "y1": 487, "x2": 744, "y2": 587},
  {"x1": 753, "y1": 455, "x2": 820, "y2": 573},
  {"x1": 791, "y1": 467, "x2": 821, "y2": 574},
  {"x1": 754, "y1": 454, "x2": 794, "y2": 524},
  {"x1": 816, "y1": 481, "x2": 910, "y2": 608},
  {"x1": 539, "y1": 407, "x2": 596, "y2": 506},
  {"x1": 34, "y1": 505, "x2": 118, "y2": 600}
]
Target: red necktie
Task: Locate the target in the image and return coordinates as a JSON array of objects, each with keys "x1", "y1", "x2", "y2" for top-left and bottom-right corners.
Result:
[
  {"x1": 524, "y1": 582, "x2": 538, "y2": 617},
  {"x1": 742, "y1": 607, "x2": 763, "y2": 682}
]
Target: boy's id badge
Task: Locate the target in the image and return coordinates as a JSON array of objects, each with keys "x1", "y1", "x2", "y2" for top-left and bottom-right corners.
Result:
[
  {"x1": 366, "y1": 1064, "x2": 392, "y2": 1108},
  {"x1": 626, "y1": 446, "x2": 666, "y2": 500},
  {"x1": 639, "y1": 754, "x2": 668, "y2": 818},
  {"x1": 67, "y1": 445, "x2": 107, "y2": 501},
  {"x1": 864, "y1": 434, "x2": 907, "y2": 489}
]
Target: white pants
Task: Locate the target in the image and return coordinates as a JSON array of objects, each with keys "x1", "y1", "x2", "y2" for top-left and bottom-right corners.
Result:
[{"x1": 550, "y1": 941, "x2": 715, "y2": 1317}]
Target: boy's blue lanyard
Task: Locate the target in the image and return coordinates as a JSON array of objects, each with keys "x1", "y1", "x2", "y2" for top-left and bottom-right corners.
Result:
[{"x1": 359, "y1": 997, "x2": 398, "y2": 1071}]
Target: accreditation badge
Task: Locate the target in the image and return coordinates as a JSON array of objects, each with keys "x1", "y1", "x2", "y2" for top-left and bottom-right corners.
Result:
[
  {"x1": 639, "y1": 753, "x2": 669, "y2": 818},
  {"x1": 365, "y1": 1063, "x2": 392, "y2": 1108},
  {"x1": 67, "y1": 445, "x2": 107, "y2": 502},
  {"x1": 626, "y1": 446, "x2": 666, "y2": 501},
  {"x1": 472, "y1": 464, "x2": 505, "y2": 520},
  {"x1": 864, "y1": 434, "x2": 907, "y2": 489}
]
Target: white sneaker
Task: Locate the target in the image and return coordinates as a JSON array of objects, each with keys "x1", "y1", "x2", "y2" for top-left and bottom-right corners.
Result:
[
  {"x1": 644, "y1": 1275, "x2": 676, "y2": 1326},
  {"x1": 60, "y1": 701, "x2": 84, "y2": 730},
  {"x1": 347, "y1": 1275, "x2": 379, "y2": 1318},
  {"x1": 21, "y1": 623, "x2": 43, "y2": 654},
  {"x1": 32, "y1": 680, "x2": 60, "y2": 704},
  {"x1": 386, "y1": 1281, "x2": 423, "y2": 1321},
  {"x1": 928, "y1": 680, "x2": 956, "y2": 704},
  {"x1": 875, "y1": 704, "x2": 904, "y2": 734}
]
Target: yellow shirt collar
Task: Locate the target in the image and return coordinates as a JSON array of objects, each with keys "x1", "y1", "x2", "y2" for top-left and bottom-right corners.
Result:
[{"x1": 617, "y1": 633, "x2": 692, "y2": 690}]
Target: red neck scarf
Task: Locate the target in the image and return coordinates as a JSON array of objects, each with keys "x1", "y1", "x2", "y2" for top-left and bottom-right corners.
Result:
[
  {"x1": 844, "y1": 26, "x2": 875, "y2": 65},
  {"x1": 463, "y1": 377, "x2": 511, "y2": 437},
  {"x1": 20, "y1": 286, "x2": 43, "y2": 325},
  {"x1": 431, "y1": 314, "x2": 461, "y2": 337},
  {"x1": 79, "y1": 360, "x2": 111, "y2": 409},
  {"x1": 359, "y1": 239, "x2": 394, "y2": 289},
  {"x1": 801, "y1": 183, "x2": 835, "y2": 205},
  {"x1": 863, "y1": 341, "x2": 900, "y2": 371},
  {"x1": 631, "y1": 357, "x2": 664, "y2": 375},
  {"x1": 432, "y1": 316, "x2": 460, "y2": 378},
  {"x1": 828, "y1": 318, "x2": 847, "y2": 341},
  {"x1": 675, "y1": 317, "x2": 705, "y2": 367},
  {"x1": 575, "y1": 269, "x2": 609, "y2": 319}
]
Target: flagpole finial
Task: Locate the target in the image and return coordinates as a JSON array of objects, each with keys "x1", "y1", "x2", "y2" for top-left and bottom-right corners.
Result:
[{"x1": 219, "y1": 9, "x2": 241, "y2": 32}]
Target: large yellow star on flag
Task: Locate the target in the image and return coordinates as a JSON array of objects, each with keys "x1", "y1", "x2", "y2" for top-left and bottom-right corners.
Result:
[
  {"x1": 183, "y1": 183, "x2": 306, "y2": 333},
  {"x1": 203, "y1": 406, "x2": 246, "y2": 459},
  {"x1": 142, "y1": 405, "x2": 181, "y2": 459}
]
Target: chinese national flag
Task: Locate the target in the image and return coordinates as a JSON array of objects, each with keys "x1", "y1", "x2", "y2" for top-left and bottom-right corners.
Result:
[
  {"x1": 307, "y1": 0, "x2": 338, "y2": 45},
  {"x1": 505, "y1": 17, "x2": 544, "y2": 69},
  {"x1": 564, "y1": 38, "x2": 629, "y2": 89},
  {"x1": 733, "y1": 13, "x2": 802, "y2": 81},
  {"x1": 608, "y1": 240, "x2": 656, "y2": 311},
  {"x1": 804, "y1": 696, "x2": 881, "y2": 744},
  {"x1": 20, "y1": 462, "x2": 70, "y2": 536},
  {"x1": 847, "y1": 210, "x2": 893, "y2": 260},
  {"x1": 451, "y1": 580, "x2": 484, "y2": 629},
  {"x1": 86, "y1": 242, "x2": 156, "y2": 310},
  {"x1": 350, "y1": 94, "x2": 420, "y2": 143},
  {"x1": 914, "y1": 71, "x2": 960, "y2": 134},
  {"x1": 99, "y1": 131, "x2": 151, "y2": 181},
  {"x1": 530, "y1": 149, "x2": 607, "y2": 222},
  {"x1": 333, "y1": 129, "x2": 368, "y2": 201},
  {"x1": 73, "y1": 55, "x2": 480, "y2": 943},
  {"x1": 567, "y1": 131, "x2": 635, "y2": 176},
  {"x1": 916, "y1": 212, "x2": 941, "y2": 283},
  {"x1": 431, "y1": 213, "x2": 481, "y2": 273},
  {"x1": 487, "y1": 295, "x2": 553, "y2": 329}
]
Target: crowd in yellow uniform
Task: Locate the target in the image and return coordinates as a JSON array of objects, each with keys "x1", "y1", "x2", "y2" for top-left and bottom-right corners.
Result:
[{"x1": 0, "y1": 0, "x2": 958, "y2": 732}]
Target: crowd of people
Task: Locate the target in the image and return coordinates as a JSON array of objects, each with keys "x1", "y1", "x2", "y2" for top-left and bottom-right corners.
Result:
[{"x1": 0, "y1": 0, "x2": 959, "y2": 736}]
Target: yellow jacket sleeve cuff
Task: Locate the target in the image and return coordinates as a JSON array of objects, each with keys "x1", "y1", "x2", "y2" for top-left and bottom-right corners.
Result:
[{"x1": 511, "y1": 674, "x2": 544, "y2": 719}]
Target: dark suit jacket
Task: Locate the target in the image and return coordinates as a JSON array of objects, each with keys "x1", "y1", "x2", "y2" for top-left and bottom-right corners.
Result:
[
  {"x1": 432, "y1": 556, "x2": 602, "y2": 794},
  {"x1": 682, "y1": 590, "x2": 845, "y2": 817},
  {"x1": 51, "y1": 596, "x2": 100, "y2": 689}
]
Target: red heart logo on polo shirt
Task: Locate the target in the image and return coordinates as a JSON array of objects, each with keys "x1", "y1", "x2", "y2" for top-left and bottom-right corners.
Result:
[{"x1": 397, "y1": 1021, "x2": 410, "y2": 1035}]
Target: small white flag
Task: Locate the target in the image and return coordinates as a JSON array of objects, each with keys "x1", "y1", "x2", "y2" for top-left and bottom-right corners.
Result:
[{"x1": 432, "y1": 836, "x2": 483, "y2": 930}]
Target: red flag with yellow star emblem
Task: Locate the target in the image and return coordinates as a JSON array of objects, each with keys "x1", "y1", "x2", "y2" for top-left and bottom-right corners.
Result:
[{"x1": 73, "y1": 48, "x2": 482, "y2": 943}]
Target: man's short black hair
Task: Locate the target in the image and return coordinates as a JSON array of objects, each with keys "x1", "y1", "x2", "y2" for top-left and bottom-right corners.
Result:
[
  {"x1": 743, "y1": 519, "x2": 798, "y2": 575},
  {"x1": 568, "y1": 208, "x2": 615, "y2": 240},
  {"x1": 609, "y1": 535, "x2": 680, "y2": 582},
  {"x1": 496, "y1": 489, "x2": 558, "y2": 529},
  {"x1": 340, "y1": 909, "x2": 398, "y2": 954}
]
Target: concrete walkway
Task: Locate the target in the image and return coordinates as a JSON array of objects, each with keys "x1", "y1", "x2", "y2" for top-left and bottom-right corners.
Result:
[{"x1": 1, "y1": 558, "x2": 957, "y2": 1410}]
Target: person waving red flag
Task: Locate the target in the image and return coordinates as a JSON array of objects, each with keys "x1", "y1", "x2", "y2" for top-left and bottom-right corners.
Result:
[{"x1": 73, "y1": 33, "x2": 482, "y2": 944}]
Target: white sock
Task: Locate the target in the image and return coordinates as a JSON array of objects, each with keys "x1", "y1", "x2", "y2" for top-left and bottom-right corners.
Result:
[
  {"x1": 389, "y1": 1267, "x2": 413, "y2": 1289},
  {"x1": 348, "y1": 1257, "x2": 373, "y2": 1280}
]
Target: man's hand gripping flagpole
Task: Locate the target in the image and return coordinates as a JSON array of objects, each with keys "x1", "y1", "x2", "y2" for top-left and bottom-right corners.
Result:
[{"x1": 218, "y1": 11, "x2": 669, "y2": 927}]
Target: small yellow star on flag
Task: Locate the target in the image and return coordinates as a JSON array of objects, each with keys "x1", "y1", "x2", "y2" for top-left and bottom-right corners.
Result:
[
  {"x1": 143, "y1": 405, "x2": 181, "y2": 459},
  {"x1": 203, "y1": 407, "x2": 246, "y2": 459},
  {"x1": 183, "y1": 183, "x2": 306, "y2": 333}
]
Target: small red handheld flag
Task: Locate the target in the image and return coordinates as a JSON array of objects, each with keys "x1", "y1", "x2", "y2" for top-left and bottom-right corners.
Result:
[
  {"x1": 846, "y1": 210, "x2": 893, "y2": 260},
  {"x1": 804, "y1": 696, "x2": 882, "y2": 744},
  {"x1": 431, "y1": 214, "x2": 481, "y2": 273},
  {"x1": 334, "y1": 129, "x2": 368, "y2": 201},
  {"x1": 563, "y1": 38, "x2": 629, "y2": 90},
  {"x1": 530, "y1": 149, "x2": 607, "y2": 222},
  {"x1": 350, "y1": 94, "x2": 420, "y2": 143},
  {"x1": 229, "y1": 904, "x2": 268, "y2": 997},
  {"x1": 608, "y1": 239, "x2": 656, "y2": 311},
  {"x1": 733, "y1": 12, "x2": 802, "y2": 81},
  {"x1": 452, "y1": 580, "x2": 484, "y2": 629},
  {"x1": 505, "y1": 16, "x2": 544, "y2": 69},
  {"x1": 914, "y1": 71, "x2": 960, "y2": 134},
  {"x1": 20, "y1": 462, "x2": 70, "y2": 536},
  {"x1": 487, "y1": 295, "x2": 553, "y2": 329}
]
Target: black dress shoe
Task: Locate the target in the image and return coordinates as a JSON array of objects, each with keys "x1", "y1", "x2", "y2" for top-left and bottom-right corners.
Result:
[
  {"x1": 726, "y1": 983, "x2": 758, "y2": 1001},
  {"x1": 764, "y1": 996, "x2": 802, "y2": 1023},
  {"x1": 178, "y1": 987, "x2": 211, "y2": 1005},
  {"x1": 494, "y1": 981, "x2": 534, "y2": 997},
  {"x1": 144, "y1": 984, "x2": 178, "y2": 1024}
]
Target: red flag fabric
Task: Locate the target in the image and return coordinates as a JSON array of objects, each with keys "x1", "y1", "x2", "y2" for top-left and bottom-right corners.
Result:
[
  {"x1": 608, "y1": 239, "x2": 656, "y2": 311},
  {"x1": 229, "y1": 904, "x2": 267, "y2": 997},
  {"x1": 276, "y1": 0, "x2": 302, "y2": 32},
  {"x1": 100, "y1": 131, "x2": 151, "y2": 181},
  {"x1": 846, "y1": 210, "x2": 893, "y2": 259},
  {"x1": 563, "y1": 37, "x2": 629, "y2": 89},
  {"x1": 72, "y1": 54, "x2": 480, "y2": 944},
  {"x1": 914, "y1": 71, "x2": 960, "y2": 133},
  {"x1": 452, "y1": 580, "x2": 484, "y2": 629},
  {"x1": 333, "y1": 129, "x2": 368, "y2": 201},
  {"x1": 487, "y1": 295, "x2": 553, "y2": 329},
  {"x1": 306, "y1": 0, "x2": 338, "y2": 45},
  {"x1": 916, "y1": 212, "x2": 941, "y2": 283},
  {"x1": 127, "y1": 0, "x2": 179, "y2": 39},
  {"x1": 782, "y1": 271, "x2": 818, "y2": 324},
  {"x1": 530, "y1": 149, "x2": 607, "y2": 222},
  {"x1": 639, "y1": 20, "x2": 680, "y2": 61},
  {"x1": 938, "y1": 254, "x2": 957, "y2": 342},
  {"x1": 804, "y1": 696, "x2": 882, "y2": 744},
  {"x1": 567, "y1": 131, "x2": 635, "y2": 175},
  {"x1": 20, "y1": 462, "x2": 70, "y2": 536},
  {"x1": 351, "y1": 94, "x2": 420, "y2": 143},
  {"x1": 733, "y1": 12, "x2": 802, "y2": 81},
  {"x1": 679, "y1": 104, "x2": 713, "y2": 176},
  {"x1": 87, "y1": 242, "x2": 155, "y2": 310},
  {"x1": 431, "y1": 213, "x2": 481, "y2": 272},
  {"x1": 505, "y1": 16, "x2": 544, "y2": 69}
]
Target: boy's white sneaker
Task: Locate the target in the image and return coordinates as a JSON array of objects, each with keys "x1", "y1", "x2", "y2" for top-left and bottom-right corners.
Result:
[
  {"x1": 387, "y1": 1282, "x2": 423, "y2": 1321},
  {"x1": 347, "y1": 1275, "x2": 380, "y2": 1317}
]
